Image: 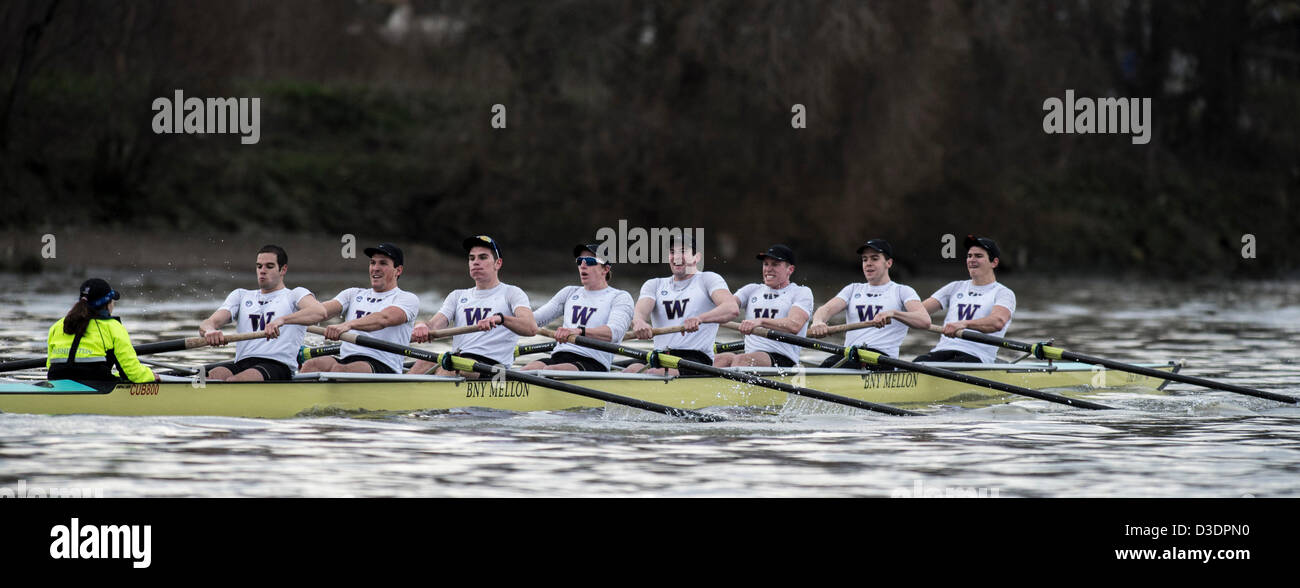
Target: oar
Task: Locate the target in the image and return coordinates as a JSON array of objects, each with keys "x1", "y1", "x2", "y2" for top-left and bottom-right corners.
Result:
[
  {"x1": 714, "y1": 341, "x2": 744, "y2": 354},
  {"x1": 299, "y1": 341, "x2": 559, "y2": 362},
  {"x1": 305, "y1": 327, "x2": 722, "y2": 422},
  {"x1": 928, "y1": 325, "x2": 1298, "y2": 405},
  {"x1": 298, "y1": 343, "x2": 342, "y2": 364},
  {"x1": 515, "y1": 342, "x2": 557, "y2": 357},
  {"x1": 810, "y1": 320, "x2": 881, "y2": 337},
  {"x1": 612, "y1": 341, "x2": 746, "y2": 369},
  {"x1": 724, "y1": 322, "x2": 1113, "y2": 410},
  {"x1": 0, "y1": 331, "x2": 269, "y2": 373},
  {"x1": 540, "y1": 328, "x2": 920, "y2": 416}
]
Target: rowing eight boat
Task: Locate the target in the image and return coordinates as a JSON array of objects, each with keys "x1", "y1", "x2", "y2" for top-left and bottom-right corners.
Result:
[{"x1": 0, "y1": 361, "x2": 1179, "y2": 418}]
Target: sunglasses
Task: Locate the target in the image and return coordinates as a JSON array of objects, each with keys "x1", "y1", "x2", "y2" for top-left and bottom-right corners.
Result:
[{"x1": 575, "y1": 257, "x2": 606, "y2": 267}]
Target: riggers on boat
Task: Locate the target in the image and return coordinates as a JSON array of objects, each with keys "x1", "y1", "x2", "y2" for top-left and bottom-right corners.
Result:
[{"x1": 0, "y1": 361, "x2": 1179, "y2": 418}]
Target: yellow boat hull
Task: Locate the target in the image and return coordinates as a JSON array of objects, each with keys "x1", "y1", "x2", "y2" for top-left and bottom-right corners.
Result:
[{"x1": 0, "y1": 362, "x2": 1179, "y2": 418}]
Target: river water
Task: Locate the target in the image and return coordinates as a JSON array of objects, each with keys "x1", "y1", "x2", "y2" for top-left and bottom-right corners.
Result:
[{"x1": 0, "y1": 270, "x2": 1297, "y2": 498}]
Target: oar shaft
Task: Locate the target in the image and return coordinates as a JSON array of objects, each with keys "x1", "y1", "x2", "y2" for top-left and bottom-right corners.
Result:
[
  {"x1": 730, "y1": 323, "x2": 1112, "y2": 410},
  {"x1": 515, "y1": 342, "x2": 557, "y2": 356},
  {"x1": 0, "y1": 331, "x2": 269, "y2": 373},
  {"x1": 306, "y1": 327, "x2": 723, "y2": 421},
  {"x1": 822, "y1": 321, "x2": 880, "y2": 336},
  {"x1": 935, "y1": 325, "x2": 1297, "y2": 405},
  {"x1": 541, "y1": 328, "x2": 920, "y2": 416}
]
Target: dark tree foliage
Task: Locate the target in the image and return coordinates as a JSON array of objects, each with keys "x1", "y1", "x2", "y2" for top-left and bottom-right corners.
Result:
[{"x1": 1, "y1": 0, "x2": 1296, "y2": 275}]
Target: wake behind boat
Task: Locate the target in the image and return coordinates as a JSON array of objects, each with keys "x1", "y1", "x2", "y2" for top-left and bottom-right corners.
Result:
[{"x1": 0, "y1": 361, "x2": 1179, "y2": 418}]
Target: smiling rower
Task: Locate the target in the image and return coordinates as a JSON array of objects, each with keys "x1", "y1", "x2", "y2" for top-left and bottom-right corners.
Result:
[
  {"x1": 914, "y1": 235, "x2": 1017, "y2": 363},
  {"x1": 808, "y1": 239, "x2": 930, "y2": 369},
  {"x1": 713, "y1": 244, "x2": 814, "y2": 368},
  {"x1": 300, "y1": 243, "x2": 421, "y2": 374}
]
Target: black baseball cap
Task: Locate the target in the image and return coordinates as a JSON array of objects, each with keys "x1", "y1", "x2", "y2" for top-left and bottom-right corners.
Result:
[
  {"x1": 573, "y1": 243, "x2": 610, "y2": 265},
  {"x1": 756, "y1": 244, "x2": 796, "y2": 265},
  {"x1": 79, "y1": 278, "x2": 120, "y2": 309},
  {"x1": 363, "y1": 243, "x2": 404, "y2": 267},
  {"x1": 463, "y1": 235, "x2": 502, "y2": 259},
  {"x1": 964, "y1": 235, "x2": 1001, "y2": 261},
  {"x1": 856, "y1": 239, "x2": 893, "y2": 259}
]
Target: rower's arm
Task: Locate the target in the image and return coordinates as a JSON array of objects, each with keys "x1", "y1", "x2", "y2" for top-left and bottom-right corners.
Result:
[
  {"x1": 756, "y1": 307, "x2": 809, "y2": 334},
  {"x1": 957, "y1": 305, "x2": 1011, "y2": 333},
  {"x1": 810, "y1": 297, "x2": 848, "y2": 327},
  {"x1": 893, "y1": 299, "x2": 934, "y2": 330},
  {"x1": 321, "y1": 299, "x2": 344, "y2": 320},
  {"x1": 279, "y1": 294, "x2": 328, "y2": 326},
  {"x1": 503, "y1": 306, "x2": 538, "y2": 336},
  {"x1": 921, "y1": 297, "x2": 943, "y2": 315},
  {"x1": 425, "y1": 313, "x2": 450, "y2": 330},
  {"x1": 631, "y1": 297, "x2": 654, "y2": 329},
  {"x1": 697, "y1": 289, "x2": 740, "y2": 324},
  {"x1": 338, "y1": 306, "x2": 409, "y2": 332},
  {"x1": 198, "y1": 309, "x2": 232, "y2": 336}
]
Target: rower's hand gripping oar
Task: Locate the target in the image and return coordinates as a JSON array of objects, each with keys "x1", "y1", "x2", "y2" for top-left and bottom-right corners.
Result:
[
  {"x1": 306, "y1": 327, "x2": 723, "y2": 422},
  {"x1": 725, "y1": 322, "x2": 1113, "y2": 410},
  {"x1": 929, "y1": 325, "x2": 1298, "y2": 405},
  {"x1": 808, "y1": 320, "x2": 884, "y2": 337},
  {"x1": 540, "y1": 328, "x2": 921, "y2": 416},
  {"x1": 0, "y1": 331, "x2": 270, "y2": 373}
]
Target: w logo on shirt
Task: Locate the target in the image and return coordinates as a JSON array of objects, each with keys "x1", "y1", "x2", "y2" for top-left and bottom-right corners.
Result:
[
  {"x1": 570, "y1": 306, "x2": 598, "y2": 326},
  {"x1": 662, "y1": 299, "x2": 690, "y2": 320},
  {"x1": 464, "y1": 308, "x2": 494, "y2": 324},
  {"x1": 855, "y1": 305, "x2": 883, "y2": 321},
  {"x1": 753, "y1": 308, "x2": 778, "y2": 319},
  {"x1": 249, "y1": 312, "x2": 276, "y2": 330},
  {"x1": 955, "y1": 304, "x2": 981, "y2": 321}
]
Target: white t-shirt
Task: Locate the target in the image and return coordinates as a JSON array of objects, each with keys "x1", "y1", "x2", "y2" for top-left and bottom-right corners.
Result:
[
  {"x1": 734, "y1": 282, "x2": 814, "y2": 363},
  {"x1": 927, "y1": 280, "x2": 1017, "y2": 363},
  {"x1": 435, "y1": 283, "x2": 531, "y2": 366},
  {"x1": 638, "y1": 272, "x2": 730, "y2": 358},
  {"x1": 833, "y1": 281, "x2": 921, "y2": 358},
  {"x1": 332, "y1": 287, "x2": 421, "y2": 373},
  {"x1": 533, "y1": 285, "x2": 635, "y2": 369},
  {"x1": 219, "y1": 286, "x2": 314, "y2": 371}
]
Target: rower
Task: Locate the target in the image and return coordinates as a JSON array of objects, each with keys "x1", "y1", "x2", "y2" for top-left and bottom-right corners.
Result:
[
  {"x1": 523, "y1": 243, "x2": 634, "y2": 372},
  {"x1": 198, "y1": 245, "x2": 327, "y2": 381},
  {"x1": 300, "y1": 243, "x2": 421, "y2": 374},
  {"x1": 625, "y1": 237, "x2": 739, "y2": 375},
  {"x1": 914, "y1": 235, "x2": 1017, "y2": 363},
  {"x1": 408, "y1": 235, "x2": 536, "y2": 377},
  {"x1": 714, "y1": 244, "x2": 814, "y2": 368},
  {"x1": 46, "y1": 278, "x2": 157, "y2": 382},
  {"x1": 808, "y1": 239, "x2": 930, "y2": 368}
]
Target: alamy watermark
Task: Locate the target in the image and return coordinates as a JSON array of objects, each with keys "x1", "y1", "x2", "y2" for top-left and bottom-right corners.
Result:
[
  {"x1": 892, "y1": 479, "x2": 1001, "y2": 498},
  {"x1": 0, "y1": 479, "x2": 103, "y2": 498},
  {"x1": 594, "y1": 221, "x2": 706, "y2": 269},
  {"x1": 1043, "y1": 89, "x2": 1151, "y2": 145},
  {"x1": 152, "y1": 90, "x2": 260, "y2": 145}
]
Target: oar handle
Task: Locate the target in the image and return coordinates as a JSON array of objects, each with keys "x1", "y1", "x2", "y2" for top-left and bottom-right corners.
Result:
[
  {"x1": 307, "y1": 326, "x2": 360, "y2": 343},
  {"x1": 822, "y1": 321, "x2": 881, "y2": 335},
  {"x1": 728, "y1": 318, "x2": 878, "y2": 338},
  {"x1": 184, "y1": 331, "x2": 271, "y2": 349},
  {"x1": 540, "y1": 326, "x2": 687, "y2": 343},
  {"x1": 429, "y1": 324, "x2": 483, "y2": 338}
]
